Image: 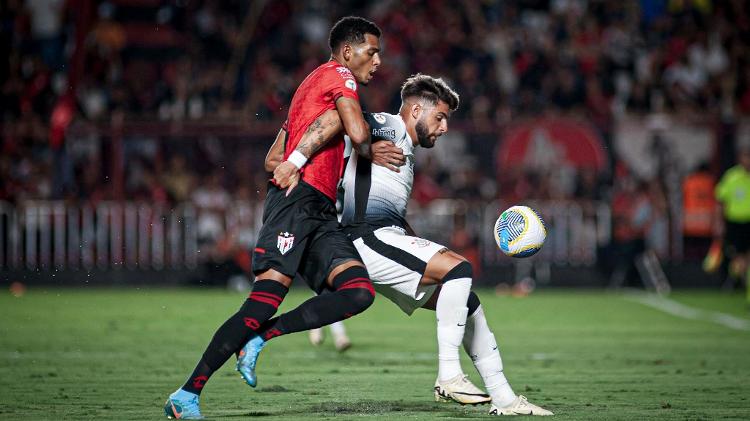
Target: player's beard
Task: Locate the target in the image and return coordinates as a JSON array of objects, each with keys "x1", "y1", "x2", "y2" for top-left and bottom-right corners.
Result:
[{"x1": 416, "y1": 119, "x2": 435, "y2": 148}]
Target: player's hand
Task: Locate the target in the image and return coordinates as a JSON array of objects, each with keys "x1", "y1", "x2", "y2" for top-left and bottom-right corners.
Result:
[
  {"x1": 371, "y1": 141, "x2": 406, "y2": 173},
  {"x1": 273, "y1": 161, "x2": 301, "y2": 196}
]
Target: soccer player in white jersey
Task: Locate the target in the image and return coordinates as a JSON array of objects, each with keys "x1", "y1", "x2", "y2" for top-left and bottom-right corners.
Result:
[{"x1": 266, "y1": 74, "x2": 552, "y2": 416}]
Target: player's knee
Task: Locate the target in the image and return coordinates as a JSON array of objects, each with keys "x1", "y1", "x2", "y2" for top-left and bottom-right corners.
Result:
[
  {"x1": 441, "y1": 260, "x2": 473, "y2": 283},
  {"x1": 331, "y1": 265, "x2": 371, "y2": 290},
  {"x1": 332, "y1": 265, "x2": 375, "y2": 313},
  {"x1": 349, "y1": 285, "x2": 375, "y2": 312}
]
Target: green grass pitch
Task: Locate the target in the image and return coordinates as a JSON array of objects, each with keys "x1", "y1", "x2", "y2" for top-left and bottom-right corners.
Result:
[{"x1": 1, "y1": 287, "x2": 749, "y2": 420}]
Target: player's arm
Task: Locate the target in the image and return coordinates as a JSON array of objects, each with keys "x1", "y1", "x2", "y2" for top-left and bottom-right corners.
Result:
[
  {"x1": 273, "y1": 110, "x2": 342, "y2": 195},
  {"x1": 293, "y1": 110, "x2": 343, "y2": 159},
  {"x1": 336, "y1": 97, "x2": 372, "y2": 159},
  {"x1": 269, "y1": 111, "x2": 341, "y2": 174},
  {"x1": 264, "y1": 128, "x2": 286, "y2": 172}
]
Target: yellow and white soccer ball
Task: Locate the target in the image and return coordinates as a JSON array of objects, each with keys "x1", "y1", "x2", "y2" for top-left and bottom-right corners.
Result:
[{"x1": 493, "y1": 205, "x2": 547, "y2": 258}]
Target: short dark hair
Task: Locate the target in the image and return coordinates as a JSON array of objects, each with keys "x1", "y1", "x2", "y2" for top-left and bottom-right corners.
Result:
[
  {"x1": 400, "y1": 74, "x2": 460, "y2": 111},
  {"x1": 329, "y1": 16, "x2": 381, "y2": 52}
]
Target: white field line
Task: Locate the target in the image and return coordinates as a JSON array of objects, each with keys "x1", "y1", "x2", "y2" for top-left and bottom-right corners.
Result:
[{"x1": 625, "y1": 292, "x2": 750, "y2": 332}]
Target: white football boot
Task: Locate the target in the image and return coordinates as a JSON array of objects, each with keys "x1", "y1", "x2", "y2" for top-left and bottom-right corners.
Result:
[
  {"x1": 434, "y1": 374, "x2": 491, "y2": 405},
  {"x1": 489, "y1": 395, "x2": 553, "y2": 416}
]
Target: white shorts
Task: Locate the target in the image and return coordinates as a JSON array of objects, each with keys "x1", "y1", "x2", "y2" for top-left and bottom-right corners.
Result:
[{"x1": 352, "y1": 226, "x2": 445, "y2": 315}]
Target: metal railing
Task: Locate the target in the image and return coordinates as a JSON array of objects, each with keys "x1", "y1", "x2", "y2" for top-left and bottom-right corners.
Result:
[
  {"x1": 0, "y1": 201, "x2": 264, "y2": 271},
  {"x1": 1, "y1": 199, "x2": 610, "y2": 271}
]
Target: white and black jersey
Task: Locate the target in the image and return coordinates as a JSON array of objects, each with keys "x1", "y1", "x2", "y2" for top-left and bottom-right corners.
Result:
[
  {"x1": 341, "y1": 112, "x2": 445, "y2": 315},
  {"x1": 341, "y1": 112, "x2": 415, "y2": 232}
]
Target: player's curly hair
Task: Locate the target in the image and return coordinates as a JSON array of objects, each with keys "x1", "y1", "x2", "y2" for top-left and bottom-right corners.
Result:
[
  {"x1": 400, "y1": 74, "x2": 460, "y2": 111},
  {"x1": 329, "y1": 16, "x2": 381, "y2": 52}
]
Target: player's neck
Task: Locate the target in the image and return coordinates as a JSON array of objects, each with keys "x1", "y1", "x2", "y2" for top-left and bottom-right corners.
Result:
[
  {"x1": 330, "y1": 55, "x2": 345, "y2": 66},
  {"x1": 399, "y1": 110, "x2": 419, "y2": 147}
]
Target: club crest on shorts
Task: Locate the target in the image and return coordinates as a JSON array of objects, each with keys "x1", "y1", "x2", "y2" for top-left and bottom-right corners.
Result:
[
  {"x1": 411, "y1": 238, "x2": 431, "y2": 247},
  {"x1": 277, "y1": 232, "x2": 294, "y2": 255}
]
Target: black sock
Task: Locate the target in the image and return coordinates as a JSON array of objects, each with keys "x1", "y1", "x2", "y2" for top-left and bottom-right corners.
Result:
[
  {"x1": 181, "y1": 279, "x2": 288, "y2": 394},
  {"x1": 258, "y1": 266, "x2": 374, "y2": 340}
]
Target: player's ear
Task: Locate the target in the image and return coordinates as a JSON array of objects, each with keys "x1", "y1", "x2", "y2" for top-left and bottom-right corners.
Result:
[
  {"x1": 342, "y1": 43, "x2": 352, "y2": 61},
  {"x1": 411, "y1": 103, "x2": 421, "y2": 120}
]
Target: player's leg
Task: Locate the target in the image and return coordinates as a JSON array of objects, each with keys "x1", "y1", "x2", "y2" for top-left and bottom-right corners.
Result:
[
  {"x1": 256, "y1": 259, "x2": 373, "y2": 339},
  {"x1": 192, "y1": 269, "x2": 291, "y2": 388},
  {"x1": 166, "y1": 184, "x2": 309, "y2": 418},
  {"x1": 461, "y1": 291, "x2": 553, "y2": 416},
  {"x1": 329, "y1": 320, "x2": 352, "y2": 351},
  {"x1": 164, "y1": 269, "x2": 291, "y2": 419},
  {"x1": 180, "y1": 228, "x2": 306, "y2": 391},
  {"x1": 307, "y1": 290, "x2": 352, "y2": 351},
  {"x1": 422, "y1": 249, "x2": 473, "y2": 383},
  {"x1": 309, "y1": 327, "x2": 324, "y2": 346},
  {"x1": 416, "y1": 250, "x2": 490, "y2": 405},
  {"x1": 724, "y1": 221, "x2": 750, "y2": 290},
  {"x1": 459, "y1": 291, "x2": 514, "y2": 407},
  {"x1": 237, "y1": 261, "x2": 372, "y2": 387},
  {"x1": 738, "y1": 225, "x2": 750, "y2": 304},
  {"x1": 237, "y1": 229, "x2": 374, "y2": 387},
  {"x1": 354, "y1": 227, "x2": 487, "y2": 404}
]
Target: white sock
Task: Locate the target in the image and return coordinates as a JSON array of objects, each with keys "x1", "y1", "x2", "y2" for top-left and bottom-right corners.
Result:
[
  {"x1": 436, "y1": 277, "x2": 472, "y2": 381},
  {"x1": 328, "y1": 321, "x2": 347, "y2": 338},
  {"x1": 464, "y1": 305, "x2": 516, "y2": 407}
]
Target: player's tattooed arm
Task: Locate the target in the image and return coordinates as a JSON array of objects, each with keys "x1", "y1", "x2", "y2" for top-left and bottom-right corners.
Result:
[
  {"x1": 268, "y1": 111, "x2": 341, "y2": 173},
  {"x1": 273, "y1": 110, "x2": 342, "y2": 196},
  {"x1": 264, "y1": 128, "x2": 287, "y2": 172},
  {"x1": 295, "y1": 110, "x2": 343, "y2": 158}
]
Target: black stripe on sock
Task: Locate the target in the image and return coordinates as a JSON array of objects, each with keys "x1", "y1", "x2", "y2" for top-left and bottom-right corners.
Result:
[
  {"x1": 361, "y1": 232, "x2": 426, "y2": 273},
  {"x1": 467, "y1": 291, "x2": 481, "y2": 316}
]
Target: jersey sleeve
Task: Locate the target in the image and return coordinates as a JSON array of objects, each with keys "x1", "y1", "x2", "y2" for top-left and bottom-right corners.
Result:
[{"x1": 326, "y1": 66, "x2": 359, "y2": 102}]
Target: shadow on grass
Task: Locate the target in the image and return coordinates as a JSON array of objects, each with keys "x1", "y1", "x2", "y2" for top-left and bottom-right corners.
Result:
[
  {"x1": 254, "y1": 385, "x2": 297, "y2": 393},
  {"x1": 222, "y1": 399, "x2": 486, "y2": 418}
]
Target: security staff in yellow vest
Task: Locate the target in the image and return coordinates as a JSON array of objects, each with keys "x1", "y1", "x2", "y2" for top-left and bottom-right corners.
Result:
[{"x1": 715, "y1": 147, "x2": 750, "y2": 294}]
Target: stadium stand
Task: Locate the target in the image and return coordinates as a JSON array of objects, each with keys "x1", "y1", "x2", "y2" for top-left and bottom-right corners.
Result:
[{"x1": 2, "y1": 0, "x2": 749, "y2": 287}]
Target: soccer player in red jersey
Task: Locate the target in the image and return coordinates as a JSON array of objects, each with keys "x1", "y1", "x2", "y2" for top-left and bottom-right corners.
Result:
[{"x1": 165, "y1": 17, "x2": 405, "y2": 420}]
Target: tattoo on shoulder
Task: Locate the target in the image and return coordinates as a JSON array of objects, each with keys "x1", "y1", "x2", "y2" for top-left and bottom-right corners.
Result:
[{"x1": 438, "y1": 248, "x2": 449, "y2": 254}]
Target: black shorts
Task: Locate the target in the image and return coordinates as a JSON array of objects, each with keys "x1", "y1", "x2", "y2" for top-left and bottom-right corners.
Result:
[
  {"x1": 725, "y1": 221, "x2": 750, "y2": 254},
  {"x1": 252, "y1": 180, "x2": 362, "y2": 293}
]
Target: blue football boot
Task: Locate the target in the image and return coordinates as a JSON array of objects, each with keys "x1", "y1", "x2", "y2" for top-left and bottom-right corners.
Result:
[
  {"x1": 236, "y1": 335, "x2": 266, "y2": 387},
  {"x1": 164, "y1": 389, "x2": 204, "y2": 419}
]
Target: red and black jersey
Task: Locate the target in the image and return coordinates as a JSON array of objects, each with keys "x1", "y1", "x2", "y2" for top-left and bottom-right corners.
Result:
[{"x1": 283, "y1": 60, "x2": 359, "y2": 201}]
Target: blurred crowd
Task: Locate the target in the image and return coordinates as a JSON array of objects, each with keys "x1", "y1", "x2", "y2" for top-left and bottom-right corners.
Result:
[{"x1": 1, "y1": 1, "x2": 749, "y2": 275}]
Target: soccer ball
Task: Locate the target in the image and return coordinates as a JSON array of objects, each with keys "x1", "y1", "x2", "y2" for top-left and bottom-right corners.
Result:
[{"x1": 494, "y1": 205, "x2": 546, "y2": 258}]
